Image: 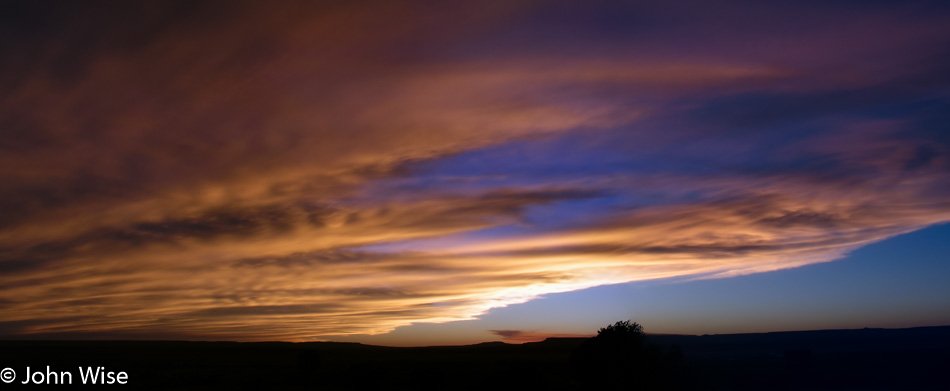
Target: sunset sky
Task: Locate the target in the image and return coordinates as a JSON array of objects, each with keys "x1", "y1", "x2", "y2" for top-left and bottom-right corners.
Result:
[{"x1": 2, "y1": 1, "x2": 949, "y2": 345}]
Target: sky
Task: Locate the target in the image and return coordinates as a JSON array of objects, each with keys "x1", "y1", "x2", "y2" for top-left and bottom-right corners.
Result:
[{"x1": 1, "y1": 0, "x2": 949, "y2": 344}]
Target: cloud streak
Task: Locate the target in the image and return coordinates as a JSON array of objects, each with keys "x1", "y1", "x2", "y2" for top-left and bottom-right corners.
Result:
[{"x1": 1, "y1": 1, "x2": 949, "y2": 341}]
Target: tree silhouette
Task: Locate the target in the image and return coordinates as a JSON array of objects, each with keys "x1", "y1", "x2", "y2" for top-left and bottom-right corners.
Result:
[
  {"x1": 586, "y1": 320, "x2": 647, "y2": 362},
  {"x1": 596, "y1": 320, "x2": 644, "y2": 341},
  {"x1": 572, "y1": 320, "x2": 657, "y2": 389}
]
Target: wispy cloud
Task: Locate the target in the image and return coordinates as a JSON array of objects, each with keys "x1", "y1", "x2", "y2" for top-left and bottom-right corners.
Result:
[
  {"x1": 489, "y1": 329, "x2": 590, "y2": 343},
  {"x1": 1, "y1": 1, "x2": 949, "y2": 340}
]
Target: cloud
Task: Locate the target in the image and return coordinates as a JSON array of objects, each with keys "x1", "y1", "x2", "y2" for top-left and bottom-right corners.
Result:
[
  {"x1": 489, "y1": 329, "x2": 524, "y2": 339},
  {"x1": 1, "y1": 1, "x2": 949, "y2": 341},
  {"x1": 489, "y1": 329, "x2": 591, "y2": 343}
]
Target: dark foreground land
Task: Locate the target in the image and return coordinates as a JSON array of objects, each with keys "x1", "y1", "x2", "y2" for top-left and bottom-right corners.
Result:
[{"x1": 2, "y1": 326, "x2": 948, "y2": 390}]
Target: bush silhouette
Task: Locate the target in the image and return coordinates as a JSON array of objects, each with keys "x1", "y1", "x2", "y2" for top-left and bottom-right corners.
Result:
[
  {"x1": 596, "y1": 320, "x2": 645, "y2": 342},
  {"x1": 572, "y1": 320, "x2": 659, "y2": 389},
  {"x1": 583, "y1": 320, "x2": 647, "y2": 363}
]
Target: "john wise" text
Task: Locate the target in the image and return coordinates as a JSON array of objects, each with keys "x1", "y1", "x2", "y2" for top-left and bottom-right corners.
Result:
[{"x1": 19, "y1": 366, "x2": 128, "y2": 385}]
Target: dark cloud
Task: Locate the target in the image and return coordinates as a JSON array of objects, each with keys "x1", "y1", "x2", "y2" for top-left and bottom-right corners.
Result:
[
  {"x1": 231, "y1": 250, "x2": 387, "y2": 269},
  {"x1": 758, "y1": 211, "x2": 841, "y2": 228},
  {"x1": 185, "y1": 304, "x2": 346, "y2": 318},
  {"x1": 490, "y1": 329, "x2": 523, "y2": 339}
]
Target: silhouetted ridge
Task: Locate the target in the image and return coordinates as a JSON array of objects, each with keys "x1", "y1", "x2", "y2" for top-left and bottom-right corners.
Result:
[{"x1": 1, "y1": 325, "x2": 947, "y2": 390}]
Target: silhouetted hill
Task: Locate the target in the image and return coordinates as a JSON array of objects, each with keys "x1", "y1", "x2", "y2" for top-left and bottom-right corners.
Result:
[
  {"x1": 648, "y1": 325, "x2": 950, "y2": 358},
  {"x1": 1, "y1": 326, "x2": 947, "y2": 390}
]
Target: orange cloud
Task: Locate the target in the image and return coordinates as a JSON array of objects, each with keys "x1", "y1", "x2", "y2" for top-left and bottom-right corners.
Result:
[
  {"x1": 2, "y1": 1, "x2": 949, "y2": 341},
  {"x1": 2, "y1": 167, "x2": 948, "y2": 340}
]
